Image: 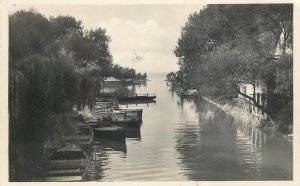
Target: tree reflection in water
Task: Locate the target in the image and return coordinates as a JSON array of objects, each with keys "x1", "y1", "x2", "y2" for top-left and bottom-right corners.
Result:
[{"x1": 175, "y1": 99, "x2": 292, "y2": 180}]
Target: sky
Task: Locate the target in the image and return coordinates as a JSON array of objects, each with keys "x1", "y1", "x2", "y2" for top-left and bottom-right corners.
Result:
[{"x1": 9, "y1": 4, "x2": 205, "y2": 73}]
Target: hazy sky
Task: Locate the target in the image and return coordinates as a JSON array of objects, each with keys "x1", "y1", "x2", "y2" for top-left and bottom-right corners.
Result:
[{"x1": 10, "y1": 4, "x2": 205, "y2": 73}]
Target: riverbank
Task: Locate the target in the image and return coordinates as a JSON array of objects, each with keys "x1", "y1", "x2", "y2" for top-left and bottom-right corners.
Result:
[{"x1": 202, "y1": 97, "x2": 293, "y2": 141}]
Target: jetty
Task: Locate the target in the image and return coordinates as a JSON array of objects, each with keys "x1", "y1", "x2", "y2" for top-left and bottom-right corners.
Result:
[{"x1": 97, "y1": 93, "x2": 156, "y2": 102}]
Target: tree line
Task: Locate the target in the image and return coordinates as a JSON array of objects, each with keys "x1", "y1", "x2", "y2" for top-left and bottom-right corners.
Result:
[
  {"x1": 111, "y1": 64, "x2": 147, "y2": 80},
  {"x1": 9, "y1": 9, "x2": 144, "y2": 181},
  {"x1": 172, "y1": 4, "x2": 292, "y2": 130}
]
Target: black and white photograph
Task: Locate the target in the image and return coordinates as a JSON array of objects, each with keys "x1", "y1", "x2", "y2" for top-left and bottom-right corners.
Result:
[{"x1": 0, "y1": 0, "x2": 298, "y2": 184}]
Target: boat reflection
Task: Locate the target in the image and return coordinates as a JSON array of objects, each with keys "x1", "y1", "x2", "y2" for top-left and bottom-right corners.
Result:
[
  {"x1": 93, "y1": 138, "x2": 127, "y2": 153},
  {"x1": 174, "y1": 98, "x2": 292, "y2": 180},
  {"x1": 125, "y1": 129, "x2": 142, "y2": 141}
]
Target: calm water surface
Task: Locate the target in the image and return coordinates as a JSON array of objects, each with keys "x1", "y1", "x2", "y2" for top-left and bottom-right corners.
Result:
[{"x1": 86, "y1": 73, "x2": 292, "y2": 181}]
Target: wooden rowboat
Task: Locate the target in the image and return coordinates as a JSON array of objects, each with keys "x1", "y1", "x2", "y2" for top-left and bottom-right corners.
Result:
[
  {"x1": 116, "y1": 94, "x2": 156, "y2": 102},
  {"x1": 92, "y1": 125, "x2": 126, "y2": 141}
]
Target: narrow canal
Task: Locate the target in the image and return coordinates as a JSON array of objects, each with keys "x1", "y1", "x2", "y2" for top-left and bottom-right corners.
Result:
[{"x1": 86, "y1": 73, "x2": 292, "y2": 181}]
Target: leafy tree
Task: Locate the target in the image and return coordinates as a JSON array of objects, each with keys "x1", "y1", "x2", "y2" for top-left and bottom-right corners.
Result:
[
  {"x1": 9, "y1": 9, "x2": 52, "y2": 61},
  {"x1": 142, "y1": 72, "x2": 147, "y2": 80},
  {"x1": 174, "y1": 4, "x2": 293, "y2": 125},
  {"x1": 9, "y1": 9, "x2": 116, "y2": 180},
  {"x1": 166, "y1": 72, "x2": 176, "y2": 81},
  {"x1": 258, "y1": 4, "x2": 293, "y2": 54},
  {"x1": 136, "y1": 72, "x2": 142, "y2": 80},
  {"x1": 87, "y1": 28, "x2": 113, "y2": 75},
  {"x1": 273, "y1": 54, "x2": 293, "y2": 97},
  {"x1": 50, "y1": 15, "x2": 83, "y2": 39},
  {"x1": 111, "y1": 64, "x2": 122, "y2": 79}
]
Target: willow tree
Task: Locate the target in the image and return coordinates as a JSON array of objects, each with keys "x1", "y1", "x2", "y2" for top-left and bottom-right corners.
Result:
[{"x1": 9, "y1": 9, "x2": 115, "y2": 180}]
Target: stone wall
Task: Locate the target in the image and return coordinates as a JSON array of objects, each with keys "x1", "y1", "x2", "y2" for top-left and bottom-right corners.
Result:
[
  {"x1": 202, "y1": 97, "x2": 293, "y2": 140},
  {"x1": 202, "y1": 97, "x2": 265, "y2": 128}
]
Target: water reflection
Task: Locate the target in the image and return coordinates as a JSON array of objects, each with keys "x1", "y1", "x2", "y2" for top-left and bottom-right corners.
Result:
[
  {"x1": 175, "y1": 98, "x2": 292, "y2": 180},
  {"x1": 83, "y1": 145, "x2": 105, "y2": 181},
  {"x1": 175, "y1": 100, "x2": 237, "y2": 180},
  {"x1": 235, "y1": 118, "x2": 292, "y2": 180},
  {"x1": 93, "y1": 139, "x2": 127, "y2": 153},
  {"x1": 80, "y1": 74, "x2": 292, "y2": 181},
  {"x1": 83, "y1": 142, "x2": 127, "y2": 181}
]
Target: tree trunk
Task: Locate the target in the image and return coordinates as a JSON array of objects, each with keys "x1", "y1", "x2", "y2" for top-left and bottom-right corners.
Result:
[
  {"x1": 252, "y1": 83, "x2": 256, "y2": 113},
  {"x1": 282, "y1": 32, "x2": 287, "y2": 54}
]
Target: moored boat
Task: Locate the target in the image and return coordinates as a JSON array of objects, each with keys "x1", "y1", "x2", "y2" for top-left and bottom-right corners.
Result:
[
  {"x1": 91, "y1": 108, "x2": 143, "y2": 124},
  {"x1": 112, "y1": 119, "x2": 142, "y2": 128},
  {"x1": 46, "y1": 144, "x2": 89, "y2": 170},
  {"x1": 92, "y1": 125, "x2": 126, "y2": 141},
  {"x1": 117, "y1": 94, "x2": 156, "y2": 102},
  {"x1": 114, "y1": 108, "x2": 143, "y2": 121},
  {"x1": 125, "y1": 129, "x2": 141, "y2": 140},
  {"x1": 96, "y1": 93, "x2": 156, "y2": 102},
  {"x1": 45, "y1": 144, "x2": 89, "y2": 181},
  {"x1": 118, "y1": 99, "x2": 156, "y2": 105},
  {"x1": 45, "y1": 175, "x2": 84, "y2": 182},
  {"x1": 95, "y1": 98, "x2": 119, "y2": 109},
  {"x1": 65, "y1": 130, "x2": 94, "y2": 145}
]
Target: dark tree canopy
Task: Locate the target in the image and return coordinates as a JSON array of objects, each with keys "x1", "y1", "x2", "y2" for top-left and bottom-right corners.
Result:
[
  {"x1": 9, "y1": 9, "x2": 147, "y2": 181},
  {"x1": 174, "y1": 4, "x2": 293, "y2": 124}
]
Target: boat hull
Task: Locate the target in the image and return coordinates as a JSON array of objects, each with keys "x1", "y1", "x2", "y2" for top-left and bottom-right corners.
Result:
[
  {"x1": 117, "y1": 95, "x2": 156, "y2": 102},
  {"x1": 46, "y1": 144, "x2": 89, "y2": 181},
  {"x1": 113, "y1": 120, "x2": 142, "y2": 129},
  {"x1": 93, "y1": 126, "x2": 126, "y2": 141},
  {"x1": 47, "y1": 159, "x2": 88, "y2": 169},
  {"x1": 92, "y1": 109, "x2": 143, "y2": 123}
]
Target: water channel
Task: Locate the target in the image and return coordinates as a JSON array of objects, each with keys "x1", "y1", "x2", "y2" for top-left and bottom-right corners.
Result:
[{"x1": 85, "y1": 73, "x2": 292, "y2": 181}]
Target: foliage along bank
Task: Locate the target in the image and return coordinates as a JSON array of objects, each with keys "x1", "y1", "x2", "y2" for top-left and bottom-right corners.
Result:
[
  {"x1": 9, "y1": 9, "x2": 144, "y2": 181},
  {"x1": 173, "y1": 4, "x2": 293, "y2": 133}
]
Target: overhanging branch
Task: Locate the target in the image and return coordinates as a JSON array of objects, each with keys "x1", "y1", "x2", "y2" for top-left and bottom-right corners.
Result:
[{"x1": 232, "y1": 84, "x2": 274, "y2": 122}]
